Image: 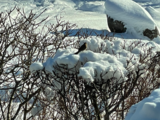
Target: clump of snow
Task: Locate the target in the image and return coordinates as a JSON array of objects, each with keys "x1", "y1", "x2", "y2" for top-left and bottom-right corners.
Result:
[
  {"x1": 125, "y1": 87, "x2": 160, "y2": 120},
  {"x1": 78, "y1": 59, "x2": 127, "y2": 83},
  {"x1": 43, "y1": 57, "x2": 55, "y2": 73},
  {"x1": 29, "y1": 62, "x2": 43, "y2": 73},
  {"x1": 105, "y1": 0, "x2": 158, "y2": 38}
]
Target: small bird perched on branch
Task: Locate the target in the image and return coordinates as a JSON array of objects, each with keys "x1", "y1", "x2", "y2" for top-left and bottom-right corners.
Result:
[{"x1": 75, "y1": 42, "x2": 87, "y2": 54}]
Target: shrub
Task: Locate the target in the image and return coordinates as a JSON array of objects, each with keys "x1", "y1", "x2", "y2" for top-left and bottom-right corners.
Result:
[{"x1": 0, "y1": 7, "x2": 159, "y2": 120}]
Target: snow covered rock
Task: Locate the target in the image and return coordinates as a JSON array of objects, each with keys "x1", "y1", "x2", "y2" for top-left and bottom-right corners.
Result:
[
  {"x1": 107, "y1": 15, "x2": 126, "y2": 33},
  {"x1": 143, "y1": 27, "x2": 159, "y2": 40},
  {"x1": 105, "y1": 0, "x2": 159, "y2": 40},
  {"x1": 125, "y1": 87, "x2": 160, "y2": 120}
]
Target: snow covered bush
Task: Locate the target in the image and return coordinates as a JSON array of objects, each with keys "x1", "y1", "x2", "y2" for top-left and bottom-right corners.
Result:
[
  {"x1": 35, "y1": 38, "x2": 160, "y2": 119},
  {"x1": 0, "y1": 7, "x2": 160, "y2": 120},
  {"x1": 0, "y1": 7, "x2": 77, "y2": 120}
]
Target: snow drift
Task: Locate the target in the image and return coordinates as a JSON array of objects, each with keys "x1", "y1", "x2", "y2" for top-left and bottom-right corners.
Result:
[
  {"x1": 125, "y1": 87, "x2": 160, "y2": 120},
  {"x1": 105, "y1": 0, "x2": 159, "y2": 39}
]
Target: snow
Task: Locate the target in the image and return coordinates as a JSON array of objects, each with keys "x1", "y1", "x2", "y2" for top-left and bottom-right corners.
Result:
[
  {"x1": 29, "y1": 62, "x2": 44, "y2": 73},
  {"x1": 125, "y1": 88, "x2": 160, "y2": 120},
  {"x1": 77, "y1": 1, "x2": 106, "y2": 13},
  {"x1": 78, "y1": 59, "x2": 127, "y2": 83},
  {"x1": 105, "y1": 0, "x2": 158, "y2": 38},
  {"x1": 146, "y1": 6, "x2": 160, "y2": 30},
  {"x1": 134, "y1": 0, "x2": 160, "y2": 4},
  {"x1": 43, "y1": 44, "x2": 127, "y2": 83},
  {"x1": 35, "y1": 36, "x2": 159, "y2": 85},
  {"x1": 1, "y1": 0, "x2": 160, "y2": 119}
]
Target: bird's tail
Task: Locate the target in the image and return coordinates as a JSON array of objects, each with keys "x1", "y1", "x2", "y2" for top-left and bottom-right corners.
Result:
[{"x1": 75, "y1": 51, "x2": 79, "y2": 54}]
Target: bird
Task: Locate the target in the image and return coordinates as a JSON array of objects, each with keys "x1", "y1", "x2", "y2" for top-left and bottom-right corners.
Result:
[{"x1": 75, "y1": 42, "x2": 87, "y2": 54}]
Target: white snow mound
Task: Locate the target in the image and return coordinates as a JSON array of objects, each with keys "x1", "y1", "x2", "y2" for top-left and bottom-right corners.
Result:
[
  {"x1": 29, "y1": 62, "x2": 43, "y2": 73},
  {"x1": 105, "y1": 0, "x2": 157, "y2": 37},
  {"x1": 125, "y1": 88, "x2": 160, "y2": 120}
]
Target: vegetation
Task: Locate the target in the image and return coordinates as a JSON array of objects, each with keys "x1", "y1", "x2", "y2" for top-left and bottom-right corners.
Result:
[{"x1": 0, "y1": 7, "x2": 159, "y2": 120}]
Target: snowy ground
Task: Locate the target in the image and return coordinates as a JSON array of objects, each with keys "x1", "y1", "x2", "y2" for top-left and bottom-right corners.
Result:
[
  {"x1": 125, "y1": 87, "x2": 160, "y2": 120},
  {"x1": 1, "y1": 0, "x2": 160, "y2": 119},
  {"x1": 0, "y1": 0, "x2": 108, "y2": 31}
]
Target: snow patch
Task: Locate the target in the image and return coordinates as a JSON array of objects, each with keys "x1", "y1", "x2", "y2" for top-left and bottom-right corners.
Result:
[
  {"x1": 29, "y1": 62, "x2": 44, "y2": 73},
  {"x1": 125, "y1": 88, "x2": 160, "y2": 120}
]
